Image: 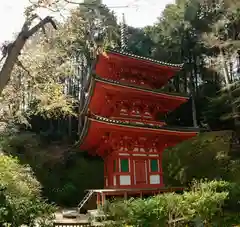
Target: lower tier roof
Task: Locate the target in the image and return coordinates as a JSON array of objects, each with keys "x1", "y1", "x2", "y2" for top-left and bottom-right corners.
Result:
[{"x1": 79, "y1": 115, "x2": 198, "y2": 155}]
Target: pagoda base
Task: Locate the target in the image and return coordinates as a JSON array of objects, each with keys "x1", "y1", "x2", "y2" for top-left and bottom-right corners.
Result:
[{"x1": 87, "y1": 187, "x2": 184, "y2": 208}]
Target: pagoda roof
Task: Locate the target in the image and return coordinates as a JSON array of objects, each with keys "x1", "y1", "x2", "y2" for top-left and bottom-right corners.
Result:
[
  {"x1": 106, "y1": 49, "x2": 184, "y2": 69},
  {"x1": 95, "y1": 76, "x2": 188, "y2": 98},
  {"x1": 82, "y1": 76, "x2": 189, "y2": 115},
  {"x1": 79, "y1": 115, "x2": 199, "y2": 153},
  {"x1": 95, "y1": 49, "x2": 184, "y2": 89},
  {"x1": 92, "y1": 115, "x2": 198, "y2": 132}
]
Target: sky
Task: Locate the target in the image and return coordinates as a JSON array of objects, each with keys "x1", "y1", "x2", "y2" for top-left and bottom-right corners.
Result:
[{"x1": 0, "y1": 0, "x2": 174, "y2": 44}]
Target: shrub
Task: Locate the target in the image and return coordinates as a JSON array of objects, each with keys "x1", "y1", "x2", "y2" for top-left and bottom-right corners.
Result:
[
  {"x1": 0, "y1": 155, "x2": 56, "y2": 227},
  {"x1": 105, "y1": 180, "x2": 230, "y2": 227},
  {"x1": 0, "y1": 128, "x2": 104, "y2": 207},
  {"x1": 162, "y1": 131, "x2": 240, "y2": 186}
]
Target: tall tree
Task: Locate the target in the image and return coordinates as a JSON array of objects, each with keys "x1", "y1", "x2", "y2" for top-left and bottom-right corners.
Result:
[{"x1": 0, "y1": 1, "x2": 119, "y2": 124}]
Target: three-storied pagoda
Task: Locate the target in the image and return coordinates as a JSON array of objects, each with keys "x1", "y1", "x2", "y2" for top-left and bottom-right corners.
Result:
[{"x1": 78, "y1": 49, "x2": 198, "y2": 209}]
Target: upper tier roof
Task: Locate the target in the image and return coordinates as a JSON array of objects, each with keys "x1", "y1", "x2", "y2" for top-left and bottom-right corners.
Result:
[
  {"x1": 107, "y1": 49, "x2": 184, "y2": 69},
  {"x1": 82, "y1": 76, "x2": 188, "y2": 118},
  {"x1": 94, "y1": 49, "x2": 184, "y2": 89},
  {"x1": 79, "y1": 115, "x2": 199, "y2": 155}
]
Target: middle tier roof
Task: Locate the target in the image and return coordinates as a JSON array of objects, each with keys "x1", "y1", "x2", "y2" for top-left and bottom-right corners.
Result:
[{"x1": 83, "y1": 76, "x2": 188, "y2": 120}]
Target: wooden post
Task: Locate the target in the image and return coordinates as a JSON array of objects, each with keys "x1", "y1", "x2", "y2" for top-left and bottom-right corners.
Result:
[
  {"x1": 124, "y1": 191, "x2": 127, "y2": 200},
  {"x1": 130, "y1": 157, "x2": 134, "y2": 186},
  {"x1": 97, "y1": 193, "x2": 101, "y2": 209},
  {"x1": 101, "y1": 192, "x2": 105, "y2": 206}
]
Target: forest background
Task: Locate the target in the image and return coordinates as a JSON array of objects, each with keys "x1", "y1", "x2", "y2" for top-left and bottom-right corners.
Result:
[{"x1": 0, "y1": 0, "x2": 240, "y2": 225}]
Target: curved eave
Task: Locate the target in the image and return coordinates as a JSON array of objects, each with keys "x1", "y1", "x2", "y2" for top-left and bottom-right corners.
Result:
[
  {"x1": 79, "y1": 115, "x2": 199, "y2": 151},
  {"x1": 81, "y1": 76, "x2": 95, "y2": 114},
  {"x1": 106, "y1": 48, "x2": 184, "y2": 70},
  {"x1": 81, "y1": 76, "x2": 189, "y2": 116},
  {"x1": 95, "y1": 76, "x2": 188, "y2": 100},
  {"x1": 79, "y1": 116, "x2": 90, "y2": 148},
  {"x1": 92, "y1": 115, "x2": 199, "y2": 134}
]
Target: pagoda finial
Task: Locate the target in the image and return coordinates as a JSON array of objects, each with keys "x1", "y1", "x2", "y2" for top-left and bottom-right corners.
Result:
[{"x1": 120, "y1": 13, "x2": 128, "y2": 51}]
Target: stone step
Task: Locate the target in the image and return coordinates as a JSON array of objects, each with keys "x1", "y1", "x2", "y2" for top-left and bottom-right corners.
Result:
[{"x1": 62, "y1": 209, "x2": 79, "y2": 218}]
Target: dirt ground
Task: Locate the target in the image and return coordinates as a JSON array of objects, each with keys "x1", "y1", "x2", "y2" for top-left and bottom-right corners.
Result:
[{"x1": 54, "y1": 211, "x2": 89, "y2": 223}]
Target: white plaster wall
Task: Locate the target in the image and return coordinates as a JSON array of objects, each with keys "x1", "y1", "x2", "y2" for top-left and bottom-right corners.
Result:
[
  {"x1": 150, "y1": 174, "x2": 160, "y2": 184},
  {"x1": 120, "y1": 175, "x2": 131, "y2": 185}
]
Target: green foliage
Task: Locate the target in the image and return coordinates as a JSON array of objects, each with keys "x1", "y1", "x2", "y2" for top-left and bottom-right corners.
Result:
[
  {"x1": 1, "y1": 1, "x2": 240, "y2": 224},
  {"x1": 202, "y1": 180, "x2": 240, "y2": 213},
  {"x1": 162, "y1": 131, "x2": 240, "y2": 185},
  {"x1": 0, "y1": 1, "x2": 119, "y2": 123},
  {"x1": 140, "y1": 0, "x2": 240, "y2": 128},
  {"x1": 105, "y1": 180, "x2": 231, "y2": 227},
  {"x1": 192, "y1": 180, "x2": 240, "y2": 226},
  {"x1": 0, "y1": 155, "x2": 56, "y2": 227},
  {"x1": 0, "y1": 128, "x2": 103, "y2": 207}
]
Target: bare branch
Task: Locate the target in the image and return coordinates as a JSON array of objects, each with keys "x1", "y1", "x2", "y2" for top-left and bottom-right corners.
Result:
[
  {"x1": 26, "y1": 16, "x2": 57, "y2": 38},
  {"x1": 21, "y1": 13, "x2": 40, "y2": 32},
  {"x1": 45, "y1": 0, "x2": 138, "y2": 9},
  {"x1": 16, "y1": 60, "x2": 31, "y2": 76},
  {"x1": 0, "y1": 16, "x2": 58, "y2": 95},
  {"x1": 0, "y1": 56, "x2": 5, "y2": 64}
]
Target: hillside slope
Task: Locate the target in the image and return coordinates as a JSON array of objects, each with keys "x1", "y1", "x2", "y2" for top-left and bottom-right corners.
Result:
[
  {"x1": 163, "y1": 130, "x2": 240, "y2": 186},
  {"x1": 1, "y1": 130, "x2": 239, "y2": 207}
]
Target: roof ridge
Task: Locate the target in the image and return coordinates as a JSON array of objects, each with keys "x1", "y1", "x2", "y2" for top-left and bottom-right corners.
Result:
[
  {"x1": 94, "y1": 75, "x2": 189, "y2": 99},
  {"x1": 91, "y1": 114, "x2": 200, "y2": 133},
  {"x1": 106, "y1": 48, "x2": 184, "y2": 68}
]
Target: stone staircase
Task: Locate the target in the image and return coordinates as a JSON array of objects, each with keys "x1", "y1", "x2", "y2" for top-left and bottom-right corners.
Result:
[{"x1": 62, "y1": 191, "x2": 96, "y2": 219}]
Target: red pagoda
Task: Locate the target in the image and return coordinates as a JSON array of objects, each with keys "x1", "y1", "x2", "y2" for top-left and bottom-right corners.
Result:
[{"x1": 78, "y1": 49, "x2": 198, "y2": 209}]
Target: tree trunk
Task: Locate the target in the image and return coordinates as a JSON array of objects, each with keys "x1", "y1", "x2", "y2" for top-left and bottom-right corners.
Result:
[
  {"x1": 190, "y1": 75, "x2": 198, "y2": 128},
  {"x1": 0, "y1": 34, "x2": 26, "y2": 94},
  {"x1": 193, "y1": 54, "x2": 199, "y2": 96},
  {"x1": 78, "y1": 57, "x2": 85, "y2": 135},
  {"x1": 68, "y1": 115, "x2": 72, "y2": 137},
  {"x1": 220, "y1": 49, "x2": 240, "y2": 128},
  {"x1": 189, "y1": 54, "x2": 198, "y2": 128},
  {"x1": 0, "y1": 16, "x2": 57, "y2": 95}
]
